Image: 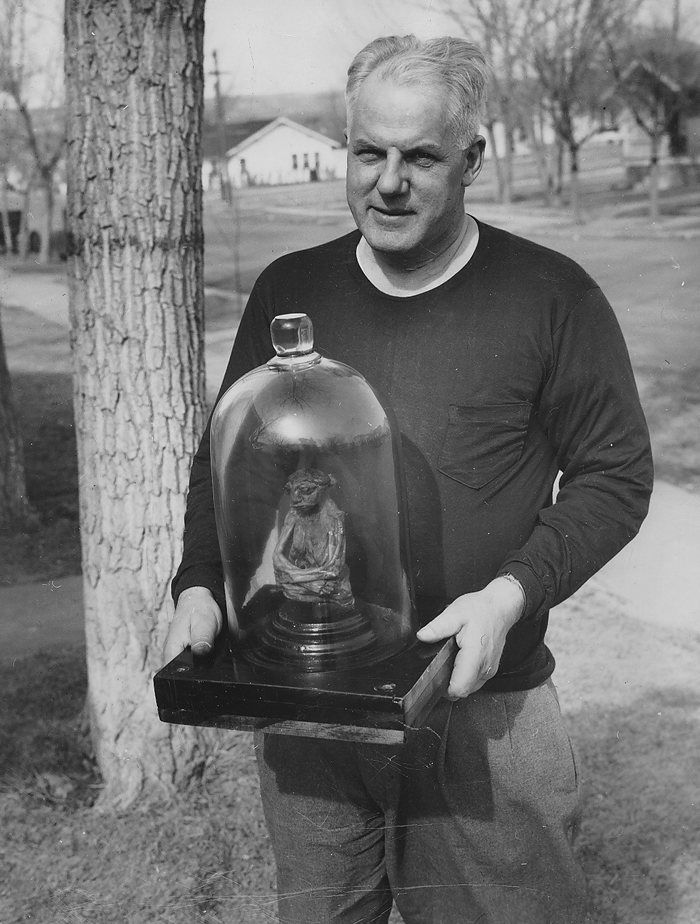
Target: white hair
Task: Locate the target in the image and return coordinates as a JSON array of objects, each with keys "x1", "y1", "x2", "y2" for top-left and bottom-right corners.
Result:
[{"x1": 346, "y1": 35, "x2": 489, "y2": 147}]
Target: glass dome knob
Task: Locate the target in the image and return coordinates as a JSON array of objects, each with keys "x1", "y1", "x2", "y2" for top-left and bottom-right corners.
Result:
[{"x1": 270, "y1": 313, "x2": 314, "y2": 356}]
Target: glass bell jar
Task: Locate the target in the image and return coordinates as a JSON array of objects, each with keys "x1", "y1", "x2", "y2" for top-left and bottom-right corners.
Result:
[{"x1": 210, "y1": 313, "x2": 417, "y2": 674}]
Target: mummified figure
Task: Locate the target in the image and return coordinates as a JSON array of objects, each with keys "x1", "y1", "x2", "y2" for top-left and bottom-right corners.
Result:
[{"x1": 273, "y1": 469, "x2": 355, "y2": 608}]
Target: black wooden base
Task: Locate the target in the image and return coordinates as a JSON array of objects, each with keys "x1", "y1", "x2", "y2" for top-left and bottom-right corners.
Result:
[{"x1": 154, "y1": 634, "x2": 456, "y2": 744}]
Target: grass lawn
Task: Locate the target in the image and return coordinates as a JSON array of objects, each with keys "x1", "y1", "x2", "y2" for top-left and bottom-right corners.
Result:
[
  {"x1": 2, "y1": 585, "x2": 699, "y2": 923},
  {"x1": 2, "y1": 171, "x2": 700, "y2": 922}
]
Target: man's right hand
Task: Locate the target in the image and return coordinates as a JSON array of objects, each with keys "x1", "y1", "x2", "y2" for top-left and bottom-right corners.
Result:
[{"x1": 163, "y1": 586, "x2": 223, "y2": 662}]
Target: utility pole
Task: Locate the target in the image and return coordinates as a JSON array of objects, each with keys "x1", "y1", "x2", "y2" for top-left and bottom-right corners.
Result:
[
  {"x1": 210, "y1": 49, "x2": 231, "y2": 203},
  {"x1": 209, "y1": 49, "x2": 241, "y2": 311},
  {"x1": 672, "y1": 0, "x2": 680, "y2": 38}
]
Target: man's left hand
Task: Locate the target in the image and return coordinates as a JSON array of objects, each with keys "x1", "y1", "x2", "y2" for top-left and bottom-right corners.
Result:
[{"x1": 416, "y1": 577, "x2": 525, "y2": 699}]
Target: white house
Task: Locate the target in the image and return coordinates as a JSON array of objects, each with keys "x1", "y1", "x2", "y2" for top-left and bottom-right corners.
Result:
[{"x1": 224, "y1": 116, "x2": 346, "y2": 188}]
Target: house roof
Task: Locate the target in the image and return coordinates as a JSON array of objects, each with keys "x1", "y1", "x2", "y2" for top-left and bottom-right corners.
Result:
[
  {"x1": 620, "y1": 59, "x2": 683, "y2": 94},
  {"x1": 224, "y1": 116, "x2": 342, "y2": 158},
  {"x1": 202, "y1": 120, "x2": 269, "y2": 160}
]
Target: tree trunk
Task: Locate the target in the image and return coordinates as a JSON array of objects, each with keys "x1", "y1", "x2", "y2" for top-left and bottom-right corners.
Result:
[
  {"x1": 485, "y1": 121, "x2": 507, "y2": 202},
  {"x1": 65, "y1": 0, "x2": 215, "y2": 809},
  {"x1": 648, "y1": 141, "x2": 660, "y2": 224},
  {"x1": 569, "y1": 145, "x2": 582, "y2": 224},
  {"x1": 0, "y1": 316, "x2": 34, "y2": 529},
  {"x1": 0, "y1": 171, "x2": 9, "y2": 254},
  {"x1": 554, "y1": 139, "x2": 565, "y2": 204},
  {"x1": 523, "y1": 112, "x2": 554, "y2": 205},
  {"x1": 501, "y1": 121, "x2": 514, "y2": 205},
  {"x1": 18, "y1": 185, "x2": 31, "y2": 259},
  {"x1": 38, "y1": 177, "x2": 53, "y2": 265}
]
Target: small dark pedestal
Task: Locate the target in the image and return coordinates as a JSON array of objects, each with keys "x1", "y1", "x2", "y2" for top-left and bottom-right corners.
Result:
[{"x1": 154, "y1": 633, "x2": 456, "y2": 744}]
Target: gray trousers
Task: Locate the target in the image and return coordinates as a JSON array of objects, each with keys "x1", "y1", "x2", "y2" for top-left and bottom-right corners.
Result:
[{"x1": 256, "y1": 679, "x2": 589, "y2": 923}]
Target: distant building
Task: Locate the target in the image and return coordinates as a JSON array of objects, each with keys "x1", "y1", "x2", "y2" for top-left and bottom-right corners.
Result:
[
  {"x1": 221, "y1": 116, "x2": 346, "y2": 188},
  {"x1": 202, "y1": 119, "x2": 269, "y2": 192}
]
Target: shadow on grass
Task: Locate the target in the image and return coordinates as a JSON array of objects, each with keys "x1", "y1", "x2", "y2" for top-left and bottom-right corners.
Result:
[
  {"x1": 0, "y1": 647, "x2": 97, "y2": 808},
  {"x1": 1, "y1": 371, "x2": 81, "y2": 583},
  {"x1": 2, "y1": 643, "x2": 699, "y2": 923},
  {"x1": 572, "y1": 686, "x2": 700, "y2": 924},
  {"x1": 12, "y1": 370, "x2": 77, "y2": 517}
]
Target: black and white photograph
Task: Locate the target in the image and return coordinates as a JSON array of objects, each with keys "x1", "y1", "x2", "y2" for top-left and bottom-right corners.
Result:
[{"x1": 1, "y1": 1, "x2": 699, "y2": 921}]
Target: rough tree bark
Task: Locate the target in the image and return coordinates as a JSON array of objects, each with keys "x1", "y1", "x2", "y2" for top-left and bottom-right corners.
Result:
[{"x1": 65, "y1": 0, "x2": 215, "y2": 808}]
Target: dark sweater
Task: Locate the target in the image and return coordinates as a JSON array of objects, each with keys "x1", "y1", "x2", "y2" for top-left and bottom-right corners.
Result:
[{"x1": 172, "y1": 221, "x2": 653, "y2": 691}]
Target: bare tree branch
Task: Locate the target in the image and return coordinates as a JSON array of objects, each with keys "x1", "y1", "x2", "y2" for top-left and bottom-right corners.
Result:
[{"x1": 0, "y1": 0, "x2": 65, "y2": 261}]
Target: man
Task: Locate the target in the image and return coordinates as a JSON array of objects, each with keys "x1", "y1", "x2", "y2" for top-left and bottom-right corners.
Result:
[{"x1": 165, "y1": 36, "x2": 653, "y2": 923}]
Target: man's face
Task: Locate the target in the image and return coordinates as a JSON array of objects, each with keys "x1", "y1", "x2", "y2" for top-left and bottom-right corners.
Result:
[{"x1": 346, "y1": 72, "x2": 483, "y2": 263}]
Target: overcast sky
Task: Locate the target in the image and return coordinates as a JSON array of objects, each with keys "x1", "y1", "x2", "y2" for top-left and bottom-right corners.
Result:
[
  {"x1": 203, "y1": 0, "x2": 458, "y2": 98},
  {"x1": 203, "y1": 0, "x2": 699, "y2": 99},
  {"x1": 15, "y1": 0, "x2": 456, "y2": 104},
  {"x1": 13, "y1": 0, "x2": 696, "y2": 105}
]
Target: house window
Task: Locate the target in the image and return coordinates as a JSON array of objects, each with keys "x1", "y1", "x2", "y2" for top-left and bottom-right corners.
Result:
[
  {"x1": 303, "y1": 153, "x2": 309, "y2": 169},
  {"x1": 292, "y1": 154, "x2": 298, "y2": 170}
]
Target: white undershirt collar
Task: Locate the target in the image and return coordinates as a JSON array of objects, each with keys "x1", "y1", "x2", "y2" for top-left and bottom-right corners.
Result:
[{"x1": 355, "y1": 215, "x2": 479, "y2": 298}]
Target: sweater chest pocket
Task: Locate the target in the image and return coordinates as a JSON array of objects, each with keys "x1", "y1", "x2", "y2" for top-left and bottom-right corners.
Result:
[{"x1": 438, "y1": 403, "x2": 531, "y2": 489}]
